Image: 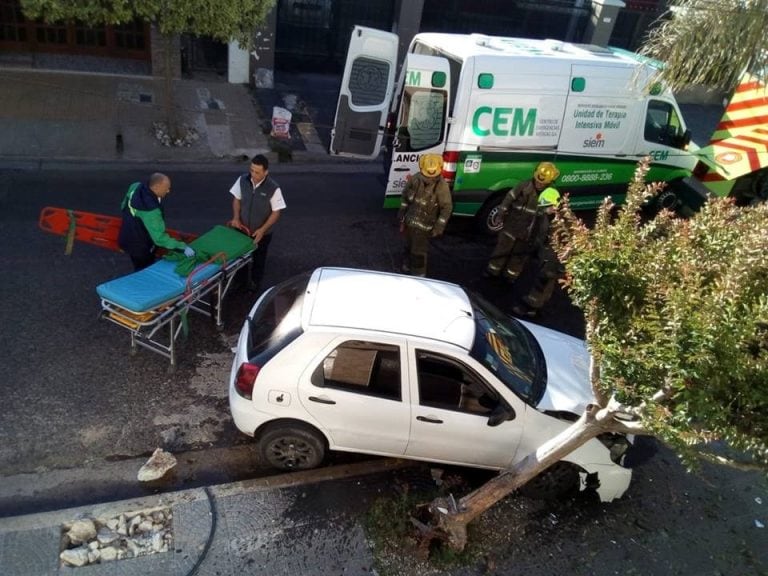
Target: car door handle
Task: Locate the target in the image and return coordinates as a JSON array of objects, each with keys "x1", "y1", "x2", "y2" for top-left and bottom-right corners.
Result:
[
  {"x1": 416, "y1": 416, "x2": 443, "y2": 424},
  {"x1": 308, "y1": 396, "x2": 336, "y2": 405}
]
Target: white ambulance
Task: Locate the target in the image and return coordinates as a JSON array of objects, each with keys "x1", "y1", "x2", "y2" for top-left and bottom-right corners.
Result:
[{"x1": 330, "y1": 26, "x2": 701, "y2": 232}]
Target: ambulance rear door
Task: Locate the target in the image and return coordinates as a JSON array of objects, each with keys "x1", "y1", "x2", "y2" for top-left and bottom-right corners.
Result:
[
  {"x1": 385, "y1": 53, "x2": 451, "y2": 205},
  {"x1": 330, "y1": 26, "x2": 398, "y2": 159}
]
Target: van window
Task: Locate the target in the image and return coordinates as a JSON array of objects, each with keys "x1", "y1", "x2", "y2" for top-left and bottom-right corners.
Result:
[
  {"x1": 411, "y1": 41, "x2": 461, "y2": 116},
  {"x1": 644, "y1": 100, "x2": 684, "y2": 148},
  {"x1": 348, "y1": 56, "x2": 391, "y2": 107},
  {"x1": 395, "y1": 87, "x2": 447, "y2": 151}
]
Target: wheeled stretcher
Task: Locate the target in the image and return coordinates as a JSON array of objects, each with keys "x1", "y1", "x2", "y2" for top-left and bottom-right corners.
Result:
[{"x1": 96, "y1": 225, "x2": 255, "y2": 369}]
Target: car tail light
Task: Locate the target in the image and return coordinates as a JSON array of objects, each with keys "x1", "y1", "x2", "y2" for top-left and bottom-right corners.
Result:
[
  {"x1": 442, "y1": 150, "x2": 459, "y2": 184},
  {"x1": 235, "y1": 362, "x2": 260, "y2": 399}
]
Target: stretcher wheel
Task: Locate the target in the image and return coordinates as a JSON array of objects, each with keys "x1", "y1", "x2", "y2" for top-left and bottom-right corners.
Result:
[
  {"x1": 167, "y1": 363, "x2": 176, "y2": 375},
  {"x1": 130, "y1": 346, "x2": 138, "y2": 357}
]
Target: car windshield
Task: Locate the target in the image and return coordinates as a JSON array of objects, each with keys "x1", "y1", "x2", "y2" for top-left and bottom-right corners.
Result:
[{"x1": 468, "y1": 291, "x2": 546, "y2": 405}]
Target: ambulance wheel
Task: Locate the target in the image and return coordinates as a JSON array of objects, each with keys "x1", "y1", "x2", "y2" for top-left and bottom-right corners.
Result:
[
  {"x1": 655, "y1": 188, "x2": 679, "y2": 211},
  {"x1": 476, "y1": 193, "x2": 506, "y2": 235}
]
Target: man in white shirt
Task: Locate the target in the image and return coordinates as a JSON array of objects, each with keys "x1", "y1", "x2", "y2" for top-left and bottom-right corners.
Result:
[{"x1": 228, "y1": 154, "x2": 287, "y2": 292}]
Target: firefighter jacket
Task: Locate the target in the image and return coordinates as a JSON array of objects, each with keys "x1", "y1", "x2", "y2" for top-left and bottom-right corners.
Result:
[
  {"x1": 399, "y1": 173, "x2": 453, "y2": 234},
  {"x1": 499, "y1": 180, "x2": 539, "y2": 238}
]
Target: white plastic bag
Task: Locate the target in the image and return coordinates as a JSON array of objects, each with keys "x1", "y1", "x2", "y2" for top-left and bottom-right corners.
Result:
[{"x1": 271, "y1": 106, "x2": 292, "y2": 140}]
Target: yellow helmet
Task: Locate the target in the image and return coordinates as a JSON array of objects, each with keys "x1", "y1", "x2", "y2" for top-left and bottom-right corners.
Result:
[
  {"x1": 538, "y1": 187, "x2": 561, "y2": 207},
  {"x1": 419, "y1": 154, "x2": 443, "y2": 178},
  {"x1": 534, "y1": 162, "x2": 560, "y2": 185}
]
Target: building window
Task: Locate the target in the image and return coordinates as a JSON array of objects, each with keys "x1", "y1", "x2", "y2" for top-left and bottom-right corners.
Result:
[
  {"x1": 75, "y1": 22, "x2": 106, "y2": 47},
  {"x1": 114, "y1": 20, "x2": 145, "y2": 50},
  {"x1": 35, "y1": 23, "x2": 67, "y2": 45},
  {"x1": 0, "y1": 0, "x2": 26, "y2": 42}
]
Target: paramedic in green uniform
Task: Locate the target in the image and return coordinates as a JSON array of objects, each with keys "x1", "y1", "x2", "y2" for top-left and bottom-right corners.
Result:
[
  {"x1": 398, "y1": 154, "x2": 453, "y2": 277},
  {"x1": 486, "y1": 162, "x2": 559, "y2": 281},
  {"x1": 228, "y1": 154, "x2": 287, "y2": 292},
  {"x1": 513, "y1": 187, "x2": 564, "y2": 318},
  {"x1": 117, "y1": 172, "x2": 194, "y2": 271}
]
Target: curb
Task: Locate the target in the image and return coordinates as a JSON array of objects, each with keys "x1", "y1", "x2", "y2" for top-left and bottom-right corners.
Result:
[
  {"x1": 0, "y1": 458, "x2": 413, "y2": 533},
  {"x1": 0, "y1": 156, "x2": 385, "y2": 174}
]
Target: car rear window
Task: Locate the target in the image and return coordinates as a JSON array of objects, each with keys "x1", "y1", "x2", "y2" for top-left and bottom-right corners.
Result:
[{"x1": 247, "y1": 272, "x2": 310, "y2": 359}]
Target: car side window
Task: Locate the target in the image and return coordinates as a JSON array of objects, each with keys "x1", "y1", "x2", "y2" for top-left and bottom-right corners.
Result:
[
  {"x1": 312, "y1": 341, "x2": 402, "y2": 401},
  {"x1": 416, "y1": 351, "x2": 499, "y2": 416}
]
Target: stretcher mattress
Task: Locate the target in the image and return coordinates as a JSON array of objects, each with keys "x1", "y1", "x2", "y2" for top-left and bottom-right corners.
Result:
[{"x1": 96, "y1": 225, "x2": 253, "y2": 313}]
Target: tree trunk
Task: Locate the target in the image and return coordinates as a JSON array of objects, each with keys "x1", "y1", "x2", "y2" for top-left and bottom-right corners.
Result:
[
  {"x1": 162, "y1": 33, "x2": 179, "y2": 140},
  {"x1": 426, "y1": 404, "x2": 612, "y2": 551}
]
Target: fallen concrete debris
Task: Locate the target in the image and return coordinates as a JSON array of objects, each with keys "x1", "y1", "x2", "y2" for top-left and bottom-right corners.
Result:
[
  {"x1": 137, "y1": 447, "x2": 177, "y2": 482},
  {"x1": 59, "y1": 508, "x2": 173, "y2": 567}
]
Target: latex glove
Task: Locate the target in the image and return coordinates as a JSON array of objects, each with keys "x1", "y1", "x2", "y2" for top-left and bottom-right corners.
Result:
[{"x1": 183, "y1": 246, "x2": 195, "y2": 258}]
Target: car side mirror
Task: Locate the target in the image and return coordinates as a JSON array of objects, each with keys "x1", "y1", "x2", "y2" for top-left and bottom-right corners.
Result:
[{"x1": 487, "y1": 403, "x2": 515, "y2": 427}]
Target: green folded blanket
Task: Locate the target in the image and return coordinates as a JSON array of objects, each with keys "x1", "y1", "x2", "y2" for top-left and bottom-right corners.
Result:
[{"x1": 164, "y1": 225, "x2": 255, "y2": 276}]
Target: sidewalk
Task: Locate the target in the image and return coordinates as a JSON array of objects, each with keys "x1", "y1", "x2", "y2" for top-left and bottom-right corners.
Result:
[
  {"x1": 0, "y1": 459, "x2": 413, "y2": 576},
  {"x1": 0, "y1": 67, "x2": 374, "y2": 171}
]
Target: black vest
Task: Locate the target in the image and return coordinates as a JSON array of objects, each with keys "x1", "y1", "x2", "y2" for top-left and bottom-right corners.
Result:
[{"x1": 238, "y1": 175, "x2": 279, "y2": 234}]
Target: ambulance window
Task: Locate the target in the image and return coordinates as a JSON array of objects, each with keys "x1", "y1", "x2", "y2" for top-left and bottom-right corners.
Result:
[
  {"x1": 645, "y1": 100, "x2": 683, "y2": 147},
  {"x1": 348, "y1": 57, "x2": 391, "y2": 107},
  {"x1": 396, "y1": 88, "x2": 446, "y2": 151},
  {"x1": 410, "y1": 42, "x2": 460, "y2": 116}
]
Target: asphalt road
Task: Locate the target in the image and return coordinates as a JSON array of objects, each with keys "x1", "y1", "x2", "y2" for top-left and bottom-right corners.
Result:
[{"x1": 0, "y1": 166, "x2": 584, "y2": 516}]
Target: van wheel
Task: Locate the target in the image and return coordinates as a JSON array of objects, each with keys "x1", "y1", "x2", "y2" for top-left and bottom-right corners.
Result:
[
  {"x1": 655, "y1": 188, "x2": 679, "y2": 211},
  {"x1": 519, "y1": 461, "x2": 580, "y2": 500},
  {"x1": 258, "y1": 423, "x2": 326, "y2": 471},
  {"x1": 476, "y1": 193, "x2": 506, "y2": 235}
]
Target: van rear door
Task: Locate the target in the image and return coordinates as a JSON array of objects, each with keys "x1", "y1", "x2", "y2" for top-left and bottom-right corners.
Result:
[
  {"x1": 385, "y1": 53, "x2": 451, "y2": 205},
  {"x1": 330, "y1": 26, "x2": 398, "y2": 159}
]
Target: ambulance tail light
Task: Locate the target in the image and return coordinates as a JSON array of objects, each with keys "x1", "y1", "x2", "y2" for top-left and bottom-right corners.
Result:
[
  {"x1": 442, "y1": 151, "x2": 459, "y2": 184},
  {"x1": 235, "y1": 362, "x2": 260, "y2": 399}
]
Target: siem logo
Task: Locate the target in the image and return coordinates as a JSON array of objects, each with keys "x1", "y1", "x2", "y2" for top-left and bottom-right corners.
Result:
[{"x1": 583, "y1": 132, "x2": 605, "y2": 148}]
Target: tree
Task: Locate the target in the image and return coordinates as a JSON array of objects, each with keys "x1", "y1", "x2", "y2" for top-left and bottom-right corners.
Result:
[
  {"x1": 638, "y1": 0, "x2": 768, "y2": 92},
  {"x1": 19, "y1": 0, "x2": 276, "y2": 137},
  {"x1": 419, "y1": 159, "x2": 768, "y2": 551}
]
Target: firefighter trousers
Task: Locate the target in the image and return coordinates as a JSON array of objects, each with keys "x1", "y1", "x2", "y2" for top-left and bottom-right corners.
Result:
[
  {"x1": 402, "y1": 226, "x2": 431, "y2": 277},
  {"x1": 486, "y1": 231, "x2": 529, "y2": 281}
]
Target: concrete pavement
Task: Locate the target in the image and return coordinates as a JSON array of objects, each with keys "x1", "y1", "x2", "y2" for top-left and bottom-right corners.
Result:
[{"x1": 0, "y1": 67, "x2": 376, "y2": 172}]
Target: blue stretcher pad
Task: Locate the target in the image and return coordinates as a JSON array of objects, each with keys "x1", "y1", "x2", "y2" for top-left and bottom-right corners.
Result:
[{"x1": 96, "y1": 259, "x2": 219, "y2": 313}]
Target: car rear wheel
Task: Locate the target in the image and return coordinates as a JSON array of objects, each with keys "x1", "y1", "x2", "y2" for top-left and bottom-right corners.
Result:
[
  {"x1": 519, "y1": 461, "x2": 580, "y2": 500},
  {"x1": 258, "y1": 424, "x2": 326, "y2": 471}
]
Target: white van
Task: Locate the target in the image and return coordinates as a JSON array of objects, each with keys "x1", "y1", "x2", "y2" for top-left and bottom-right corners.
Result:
[{"x1": 330, "y1": 27, "x2": 699, "y2": 232}]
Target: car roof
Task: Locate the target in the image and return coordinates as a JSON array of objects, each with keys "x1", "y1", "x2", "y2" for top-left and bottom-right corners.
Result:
[{"x1": 304, "y1": 267, "x2": 476, "y2": 350}]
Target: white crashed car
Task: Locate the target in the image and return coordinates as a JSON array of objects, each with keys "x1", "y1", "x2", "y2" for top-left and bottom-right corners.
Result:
[{"x1": 229, "y1": 267, "x2": 639, "y2": 501}]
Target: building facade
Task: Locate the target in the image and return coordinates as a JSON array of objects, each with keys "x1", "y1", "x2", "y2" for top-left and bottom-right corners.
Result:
[{"x1": 0, "y1": 0, "x2": 669, "y2": 84}]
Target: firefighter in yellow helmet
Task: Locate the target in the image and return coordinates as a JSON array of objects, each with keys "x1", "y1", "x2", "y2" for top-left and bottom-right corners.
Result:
[
  {"x1": 486, "y1": 161, "x2": 560, "y2": 281},
  {"x1": 398, "y1": 154, "x2": 453, "y2": 277},
  {"x1": 513, "y1": 185, "x2": 565, "y2": 318}
]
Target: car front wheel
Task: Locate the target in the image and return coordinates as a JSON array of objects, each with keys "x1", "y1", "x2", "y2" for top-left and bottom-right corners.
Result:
[
  {"x1": 519, "y1": 461, "x2": 580, "y2": 500},
  {"x1": 258, "y1": 424, "x2": 326, "y2": 471}
]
